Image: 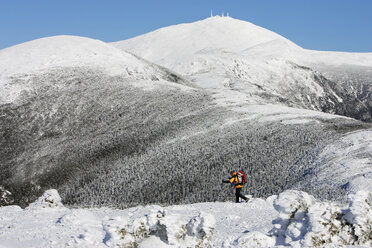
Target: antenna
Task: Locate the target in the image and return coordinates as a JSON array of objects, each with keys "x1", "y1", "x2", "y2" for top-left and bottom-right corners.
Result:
[{"x1": 211, "y1": 9, "x2": 213, "y2": 17}]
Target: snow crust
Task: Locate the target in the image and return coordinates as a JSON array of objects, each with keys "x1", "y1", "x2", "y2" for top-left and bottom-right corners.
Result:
[{"x1": 2, "y1": 189, "x2": 372, "y2": 247}]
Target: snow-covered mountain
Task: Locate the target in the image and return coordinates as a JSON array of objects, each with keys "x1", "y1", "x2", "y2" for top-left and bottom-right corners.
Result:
[
  {"x1": 0, "y1": 35, "x2": 218, "y2": 207},
  {"x1": 113, "y1": 16, "x2": 372, "y2": 122},
  {"x1": 113, "y1": 16, "x2": 372, "y2": 68},
  {"x1": 0, "y1": 35, "x2": 193, "y2": 104},
  {"x1": 1, "y1": 17, "x2": 372, "y2": 214},
  {"x1": 112, "y1": 16, "x2": 301, "y2": 66}
]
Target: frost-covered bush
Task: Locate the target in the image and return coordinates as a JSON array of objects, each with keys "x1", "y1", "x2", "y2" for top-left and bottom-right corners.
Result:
[
  {"x1": 101, "y1": 207, "x2": 215, "y2": 248},
  {"x1": 271, "y1": 190, "x2": 372, "y2": 247},
  {"x1": 0, "y1": 186, "x2": 14, "y2": 206},
  {"x1": 343, "y1": 191, "x2": 372, "y2": 246},
  {"x1": 234, "y1": 231, "x2": 276, "y2": 248},
  {"x1": 27, "y1": 189, "x2": 64, "y2": 209}
]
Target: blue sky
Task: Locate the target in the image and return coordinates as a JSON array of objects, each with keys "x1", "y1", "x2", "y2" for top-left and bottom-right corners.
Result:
[{"x1": 1, "y1": 0, "x2": 371, "y2": 52}]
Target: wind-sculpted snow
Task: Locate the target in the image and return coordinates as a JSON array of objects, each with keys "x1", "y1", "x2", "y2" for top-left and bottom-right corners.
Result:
[{"x1": 1, "y1": 189, "x2": 372, "y2": 247}]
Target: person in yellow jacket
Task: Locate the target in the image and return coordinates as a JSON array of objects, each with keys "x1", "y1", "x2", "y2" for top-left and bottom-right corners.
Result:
[{"x1": 222, "y1": 171, "x2": 249, "y2": 203}]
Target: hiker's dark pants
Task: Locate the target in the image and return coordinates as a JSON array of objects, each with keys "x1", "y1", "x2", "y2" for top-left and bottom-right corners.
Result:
[{"x1": 235, "y1": 188, "x2": 248, "y2": 203}]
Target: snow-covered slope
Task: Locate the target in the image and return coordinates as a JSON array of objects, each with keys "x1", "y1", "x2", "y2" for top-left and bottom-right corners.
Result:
[
  {"x1": 112, "y1": 16, "x2": 372, "y2": 122},
  {"x1": 2, "y1": 189, "x2": 372, "y2": 247},
  {"x1": 0, "y1": 35, "x2": 189, "y2": 104},
  {"x1": 297, "y1": 129, "x2": 372, "y2": 196},
  {"x1": 0, "y1": 35, "x2": 147, "y2": 77},
  {"x1": 0, "y1": 35, "x2": 218, "y2": 208}
]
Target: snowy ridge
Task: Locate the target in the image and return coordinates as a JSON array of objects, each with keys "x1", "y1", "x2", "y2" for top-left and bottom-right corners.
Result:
[
  {"x1": 301, "y1": 48, "x2": 372, "y2": 68},
  {"x1": 0, "y1": 35, "x2": 148, "y2": 78},
  {"x1": 0, "y1": 35, "x2": 188, "y2": 104},
  {"x1": 1, "y1": 189, "x2": 372, "y2": 247}
]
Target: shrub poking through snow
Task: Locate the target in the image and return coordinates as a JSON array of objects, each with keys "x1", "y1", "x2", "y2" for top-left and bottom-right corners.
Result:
[
  {"x1": 27, "y1": 189, "x2": 63, "y2": 209},
  {"x1": 271, "y1": 190, "x2": 372, "y2": 247},
  {"x1": 235, "y1": 231, "x2": 276, "y2": 247},
  {"x1": 101, "y1": 207, "x2": 215, "y2": 247},
  {"x1": 185, "y1": 213, "x2": 215, "y2": 248},
  {"x1": 343, "y1": 191, "x2": 372, "y2": 246},
  {"x1": 0, "y1": 186, "x2": 14, "y2": 206}
]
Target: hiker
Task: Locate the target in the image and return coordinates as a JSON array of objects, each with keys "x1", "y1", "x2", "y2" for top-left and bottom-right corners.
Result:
[{"x1": 222, "y1": 171, "x2": 249, "y2": 203}]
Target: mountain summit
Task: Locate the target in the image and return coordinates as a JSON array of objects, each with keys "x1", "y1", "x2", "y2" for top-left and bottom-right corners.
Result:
[
  {"x1": 112, "y1": 16, "x2": 301, "y2": 68},
  {"x1": 113, "y1": 16, "x2": 372, "y2": 69}
]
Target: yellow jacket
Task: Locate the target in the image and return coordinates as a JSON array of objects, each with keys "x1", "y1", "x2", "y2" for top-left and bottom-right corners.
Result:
[{"x1": 229, "y1": 172, "x2": 243, "y2": 189}]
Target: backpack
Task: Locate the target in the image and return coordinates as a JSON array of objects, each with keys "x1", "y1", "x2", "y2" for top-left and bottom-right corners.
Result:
[{"x1": 237, "y1": 170, "x2": 247, "y2": 184}]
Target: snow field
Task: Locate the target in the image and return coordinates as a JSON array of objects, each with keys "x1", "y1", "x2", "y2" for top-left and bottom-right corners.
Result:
[{"x1": 2, "y1": 189, "x2": 372, "y2": 247}]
